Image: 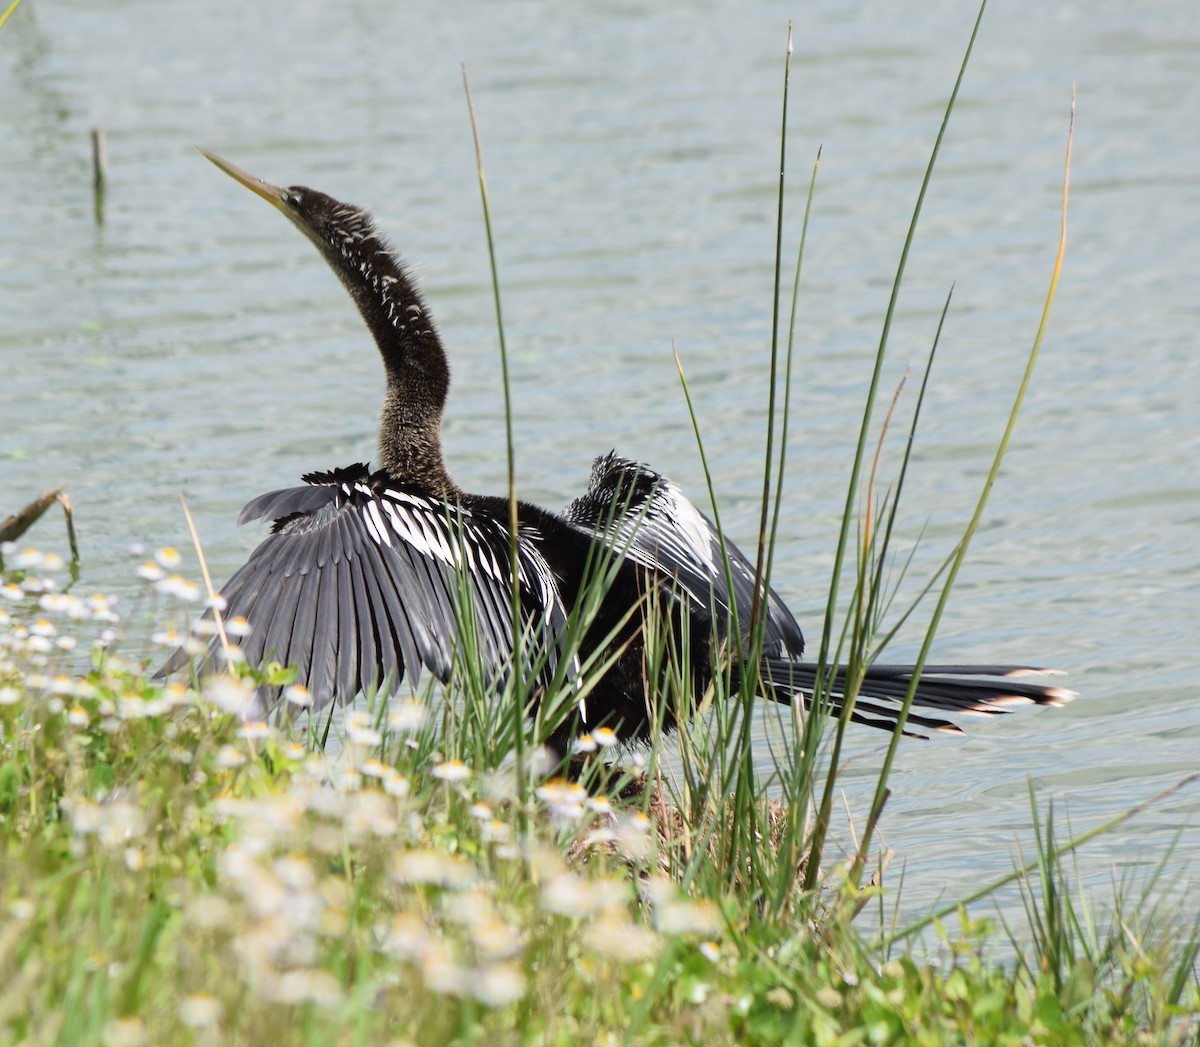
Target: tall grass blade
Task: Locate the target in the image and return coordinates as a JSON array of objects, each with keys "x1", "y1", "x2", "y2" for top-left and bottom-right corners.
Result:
[
  {"x1": 177, "y1": 492, "x2": 231, "y2": 662},
  {"x1": 805, "y1": 0, "x2": 992, "y2": 893},
  {"x1": 749, "y1": 22, "x2": 793, "y2": 638},
  {"x1": 853, "y1": 84, "x2": 1077, "y2": 885},
  {"x1": 763, "y1": 145, "x2": 823, "y2": 920},
  {"x1": 886, "y1": 772, "x2": 1199, "y2": 947},
  {"x1": 462, "y1": 67, "x2": 529, "y2": 812}
]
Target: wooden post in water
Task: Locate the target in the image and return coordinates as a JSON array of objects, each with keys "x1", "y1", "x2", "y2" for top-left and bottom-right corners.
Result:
[{"x1": 91, "y1": 127, "x2": 107, "y2": 223}]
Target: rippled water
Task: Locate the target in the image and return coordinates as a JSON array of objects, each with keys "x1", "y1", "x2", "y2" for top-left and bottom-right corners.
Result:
[{"x1": 3, "y1": 0, "x2": 1197, "y2": 924}]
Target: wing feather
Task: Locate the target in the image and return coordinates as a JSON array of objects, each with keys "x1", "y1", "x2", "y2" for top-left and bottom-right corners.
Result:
[
  {"x1": 307, "y1": 563, "x2": 339, "y2": 700},
  {"x1": 260, "y1": 567, "x2": 304, "y2": 671},
  {"x1": 345, "y1": 547, "x2": 386, "y2": 693},
  {"x1": 564, "y1": 453, "x2": 805, "y2": 660},
  {"x1": 287, "y1": 566, "x2": 320, "y2": 682},
  {"x1": 233, "y1": 559, "x2": 286, "y2": 668},
  {"x1": 167, "y1": 464, "x2": 571, "y2": 716},
  {"x1": 334, "y1": 553, "x2": 361, "y2": 699},
  {"x1": 353, "y1": 539, "x2": 407, "y2": 689}
]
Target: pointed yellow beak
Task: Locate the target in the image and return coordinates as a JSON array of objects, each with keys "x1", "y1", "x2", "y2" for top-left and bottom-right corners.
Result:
[{"x1": 197, "y1": 148, "x2": 289, "y2": 214}]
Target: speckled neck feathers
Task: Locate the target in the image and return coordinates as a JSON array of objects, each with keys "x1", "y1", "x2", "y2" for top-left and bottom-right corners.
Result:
[{"x1": 304, "y1": 195, "x2": 457, "y2": 495}]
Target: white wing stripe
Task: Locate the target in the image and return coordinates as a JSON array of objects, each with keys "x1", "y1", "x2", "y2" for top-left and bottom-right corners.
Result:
[
  {"x1": 366, "y1": 500, "x2": 393, "y2": 549},
  {"x1": 360, "y1": 505, "x2": 384, "y2": 547}
]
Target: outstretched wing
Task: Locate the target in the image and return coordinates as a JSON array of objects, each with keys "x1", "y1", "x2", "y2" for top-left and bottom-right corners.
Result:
[
  {"x1": 562, "y1": 453, "x2": 805, "y2": 659},
  {"x1": 165, "y1": 464, "x2": 572, "y2": 715}
]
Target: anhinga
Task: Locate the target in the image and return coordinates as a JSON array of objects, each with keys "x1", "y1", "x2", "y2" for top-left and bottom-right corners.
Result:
[{"x1": 166, "y1": 149, "x2": 1073, "y2": 758}]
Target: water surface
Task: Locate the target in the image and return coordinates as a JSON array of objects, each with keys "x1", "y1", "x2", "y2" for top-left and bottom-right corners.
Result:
[{"x1": 3, "y1": 0, "x2": 1197, "y2": 925}]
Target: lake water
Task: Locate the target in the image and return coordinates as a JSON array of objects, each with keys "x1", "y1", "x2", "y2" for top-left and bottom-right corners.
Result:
[{"x1": 3, "y1": 0, "x2": 1197, "y2": 930}]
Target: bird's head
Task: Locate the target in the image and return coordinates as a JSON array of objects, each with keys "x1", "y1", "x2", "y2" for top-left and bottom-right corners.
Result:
[{"x1": 197, "y1": 148, "x2": 377, "y2": 259}]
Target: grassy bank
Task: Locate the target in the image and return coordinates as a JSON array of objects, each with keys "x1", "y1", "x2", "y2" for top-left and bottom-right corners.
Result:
[{"x1": 1, "y1": 556, "x2": 1197, "y2": 1045}]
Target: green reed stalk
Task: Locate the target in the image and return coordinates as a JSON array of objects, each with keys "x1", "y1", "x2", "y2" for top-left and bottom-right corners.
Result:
[
  {"x1": 728, "y1": 19, "x2": 800, "y2": 897},
  {"x1": 851, "y1": 87, "x2": 1076, "y2": 893},
  {"x1": 659, "y1": 22, "x2": 810, "y2": 892},
  {"x1": 662, "y1": 27, "x2": 806, "y2": 888},
  {"x1": 669, "y1": 353, "x2": 757, "y2": 881},
  {"x1": 749, "y1": 22, "x2": 793, "y2": 639},
  {"x1": 803, "y1": 0, "x2": 990, "y2": 893},
  {"x1": 762, "y1": 146, "x2": 823, "y2": 921},
  {"x1": 463, "y1": 68, "x2": 529, "y2": 815},
  {"x1": 888, "y1": 772, "x2": 1199, "y2": 948}
]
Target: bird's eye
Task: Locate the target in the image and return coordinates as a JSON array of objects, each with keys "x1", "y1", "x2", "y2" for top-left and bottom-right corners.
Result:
[{"x1": 283, "y1": 190, "x2": 302, "y2": 208}]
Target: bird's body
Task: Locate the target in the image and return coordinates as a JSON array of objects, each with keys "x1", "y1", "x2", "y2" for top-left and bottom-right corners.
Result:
[{"x1": 168, "y1": 151, "x2": 1073, "y2": 757}]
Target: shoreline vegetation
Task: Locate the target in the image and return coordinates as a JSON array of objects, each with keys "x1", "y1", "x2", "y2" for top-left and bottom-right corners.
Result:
[
  {"x1": 2, "y1": 545, "x2": 1197, "y2": 1044},
  {"x1": 3, "y1": 1, "x2": 1197, "y2": 1042},
  {"x1": 2, "y1": 547, "x2": 1190, "y2": 1037}
]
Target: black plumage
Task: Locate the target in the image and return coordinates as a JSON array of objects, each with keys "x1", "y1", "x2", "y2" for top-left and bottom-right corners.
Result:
[{"x1": 165, "y1": 151, "x2": 1074, "y2": 754}]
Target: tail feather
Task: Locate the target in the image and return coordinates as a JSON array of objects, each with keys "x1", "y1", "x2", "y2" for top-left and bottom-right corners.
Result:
[{"x1": 759, "y1": 656, "x2": 1075, "y2": 738}]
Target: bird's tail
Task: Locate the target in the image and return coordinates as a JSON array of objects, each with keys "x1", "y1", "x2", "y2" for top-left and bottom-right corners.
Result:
[{"x1": 757, "y1": 656, "x2": 1076, "y2": 736}]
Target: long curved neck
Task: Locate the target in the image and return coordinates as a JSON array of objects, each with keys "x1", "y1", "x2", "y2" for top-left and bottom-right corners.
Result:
[{"x1": 315, "y1": 207, "x2": 459, "y2": 495}]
